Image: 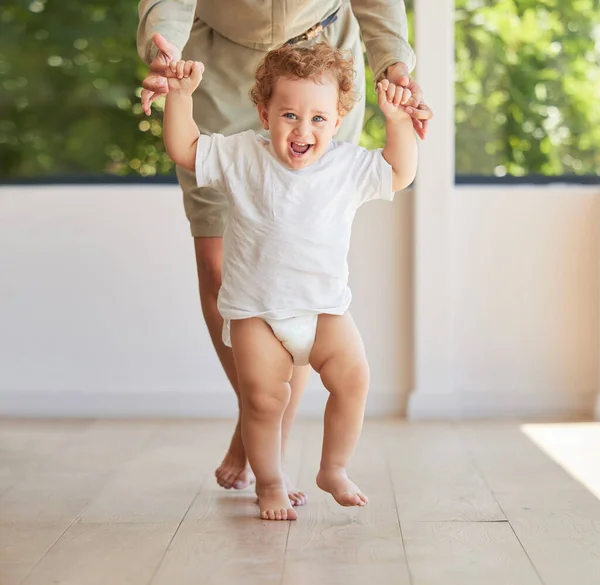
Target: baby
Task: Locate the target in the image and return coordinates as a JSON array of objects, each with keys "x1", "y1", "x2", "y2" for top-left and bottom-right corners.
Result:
[{"x1": 162, "y1": 43, "x2": 418, "y2": 521}]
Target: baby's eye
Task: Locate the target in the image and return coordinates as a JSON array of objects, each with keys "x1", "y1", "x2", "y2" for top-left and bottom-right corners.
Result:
[
  {"x1": 284, "y1": 113, "x2": 297, "y2": 120},
  {"x1": 312, "y1": 115, "x2": 325, "y2": 122}
]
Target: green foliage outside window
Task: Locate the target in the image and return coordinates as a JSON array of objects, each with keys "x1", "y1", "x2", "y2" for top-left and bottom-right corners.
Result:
[
  {"x1": 1, "y1": 0, "x2": 598, "y2": 180},
  {"x1": 455, "y1": 0, "x2": 600, "y2": 176}
]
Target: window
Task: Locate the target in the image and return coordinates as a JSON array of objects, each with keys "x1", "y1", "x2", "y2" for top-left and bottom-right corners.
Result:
[
  {"x1": 455, "y1": 0, "x2": 600, "y2": 178},
  {"x1": 2, "y1": 1, "x2": 598, "y2": 181},
  {"x1": 0, "y1": 1, "x2": 168, "y2": 180}
]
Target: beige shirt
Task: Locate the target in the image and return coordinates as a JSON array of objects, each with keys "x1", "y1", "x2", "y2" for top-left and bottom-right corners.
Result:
[{"x1": 137, "y1": 0, "x2": 415, "y2": 81}]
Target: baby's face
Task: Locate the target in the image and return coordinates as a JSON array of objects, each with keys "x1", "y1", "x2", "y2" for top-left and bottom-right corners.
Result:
[{"x1": 258, "y1": 75, "x2": 342, "y2": 170}]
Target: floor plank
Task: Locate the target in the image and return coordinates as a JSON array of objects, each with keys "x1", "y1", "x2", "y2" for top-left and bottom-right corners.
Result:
[
  {"x1": 387, "y1": 422, "x2": 505, "y2": 522},
  {"x1": 487, "y1": 468, "x2": 600, "y2": 585},
  {"x1": 20, "y1": 521, "x2": 178, "y2": 585},
  {"x1": 282, "y1": 422, "x2": 411, "y2": 585},
  {"x1": 151, "y1": 486, "x2": 289, "y2": 585},
  {"x1": 0, "y1": 563, "x2": 32, "y2": 585},
  {"x1": 459, "y1": 423, "x2": 585, "y2": 492},
  {"x1": 520, "y1": 422, "x2": 600, "y2": 499},
  {"x1": 402, "y1": 521, "x2": 543, "y2": 585},
  {"x1": 0, "y1": 419, "x2": 92, "y2": 497},
  {"x1": 150, "y1": 419, "x2": 302, "y2": 585},
  {"x1": 1, "y1": 419, "x2": 599, "y2": 585},
  {"x1": 79, "y1": 423, "x2": 211, "y2": 523},
  {"x1": 0, "y1": 523, "x2": 71, "y2": 566},
  {"x1": 461, "y1": 422, "x2": 600, "y2": 585}
]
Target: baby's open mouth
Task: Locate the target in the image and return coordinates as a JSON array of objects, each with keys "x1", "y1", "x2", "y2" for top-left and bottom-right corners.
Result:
[{"x1": 290, "y1": 142, "x2": 312, "y2": 156}]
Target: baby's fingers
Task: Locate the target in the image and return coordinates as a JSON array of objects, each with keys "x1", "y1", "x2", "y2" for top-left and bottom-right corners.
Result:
[
  {"x1": 191, "y1": 61, "x2": 205, "y2": 84},
  {"x1": 377, "y1": 81, "x2": 389, "y2": 108},
  {"x1": 183, "y1": 60, "x2": 195, "y2": 77},
  {"x1": 386, "y1": 82, "x2": 397, "y2": 103},
  {"x1": 394, "y1": 87, "x2": 412, "y2": 107},
  {"x1": 167, "y1": 59, "x2": 187, "y2": 79}
]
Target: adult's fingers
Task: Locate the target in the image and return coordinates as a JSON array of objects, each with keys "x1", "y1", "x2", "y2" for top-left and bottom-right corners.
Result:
[
  {"x1": 405, "y1": 103, "x2": 434, "y2": 121},
  {"x1": 148, "y1": 59, "x2": 171, "y2": 76},
  {"x1": 141, "y1": 87, "x2": 167, "y2": 115},
  {"x1": 142, "y1": 74, "x2": 168, "y2": 93},
  {"x1": 152, "y1": 33, "x2": 173, "y2": 56},
  {"x1": 394, "y1": 74, "x2": 411, "y2": 87},
  {"x1": 141, "y1": 88, "x2": 154, "y2": 116},
  {"x1": 408, "y1": 83, "x2": 424, "y2": 105}
]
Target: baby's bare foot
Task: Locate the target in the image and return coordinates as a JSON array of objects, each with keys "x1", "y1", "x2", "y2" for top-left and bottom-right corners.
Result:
[
  {"x1": 254, "y1": 472, "x2": 307, "y2": 506},
  {"x1": 316, "y1": 468, "x2": 368, "y2": 507},
  {"x1": 257, "y1": 483, "x2": 298, "y2": 521}
]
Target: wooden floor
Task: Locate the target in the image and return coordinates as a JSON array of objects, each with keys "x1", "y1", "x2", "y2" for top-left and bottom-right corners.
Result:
[{"x1": 1, "y1": 419, "x2": 599, "y2": 585}]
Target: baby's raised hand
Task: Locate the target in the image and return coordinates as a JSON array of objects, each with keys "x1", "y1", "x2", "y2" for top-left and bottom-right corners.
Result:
[
  {"x1": 166, "y1": 60, "x2": 204, "y2": 95},
  {"x1": 377, "y1": 79, "x2": 411, "y2": 122}
]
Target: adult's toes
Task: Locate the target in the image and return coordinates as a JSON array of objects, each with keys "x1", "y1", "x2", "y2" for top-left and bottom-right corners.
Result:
[
  {"x1": 232, "y1": 478, "x2": 249, "y2": 490},
  {"x1": 220, "y1": 474, "x2": 236, "y2": 489}
]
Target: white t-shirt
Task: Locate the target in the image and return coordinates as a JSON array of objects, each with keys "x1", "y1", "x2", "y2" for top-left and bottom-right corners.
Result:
[{"x1": 195, "y1": 130, "x2": 394, "y2": 321}]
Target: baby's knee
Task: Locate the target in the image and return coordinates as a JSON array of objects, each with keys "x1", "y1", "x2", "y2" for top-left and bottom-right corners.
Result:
[
  {"x1": 335, "y1": 360, "x2": 370, "y2": 398},
  {"x1": 243, "y1": 384, "x2": 290, "y2": 419}
]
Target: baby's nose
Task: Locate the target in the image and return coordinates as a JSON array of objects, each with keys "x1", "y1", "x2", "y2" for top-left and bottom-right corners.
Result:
[{"x1": 294, "y1": 121, "x2": 311, "y2": 138}]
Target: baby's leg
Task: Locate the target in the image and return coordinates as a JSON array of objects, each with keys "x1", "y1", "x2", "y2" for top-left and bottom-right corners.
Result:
[
  {"x1": 230, "y1": 317, "x2": 298, "y2": 521},
  {"x1": 310, "y1": 313, "x2": 370, "y2": 507}
]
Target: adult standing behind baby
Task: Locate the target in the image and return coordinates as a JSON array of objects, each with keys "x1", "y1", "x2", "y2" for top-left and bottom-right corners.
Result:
[{"x1": 137, "y1": 0, "x2": 433, "y2": 502}]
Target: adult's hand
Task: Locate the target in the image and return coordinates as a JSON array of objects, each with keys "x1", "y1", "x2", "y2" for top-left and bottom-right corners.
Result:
[
  {"x1": 141, "y1": 33, "x2": 182, "y2": 115},
  {"x1": 385, "y1": 63, "x2": 433, "y2": 140}
]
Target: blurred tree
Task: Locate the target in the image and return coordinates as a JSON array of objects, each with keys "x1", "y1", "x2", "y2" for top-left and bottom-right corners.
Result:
[
  {"x1": 454, "y1": 0, "x2": 600, "y2": 176},
  {"x1": 0, "y1": 0, "x2": 169, "y2": 178},
  {"x1": 1, "y1": 0, "x2": 598, "y2": 179}
]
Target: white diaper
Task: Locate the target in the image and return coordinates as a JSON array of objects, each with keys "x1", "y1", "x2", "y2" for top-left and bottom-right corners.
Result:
[
  {"x1": 222, "y1": 314, "x2": 318, "y2": 365},
  {"x1": 264, "y1": 315, "x2": 319, "y2": 366}
]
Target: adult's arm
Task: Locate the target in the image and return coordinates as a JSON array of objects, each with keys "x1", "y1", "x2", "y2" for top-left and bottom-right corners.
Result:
[
  {"x1": 137, "y1": 0, "x2": 196, "y2": 65},
  {"x1": 350, "y1": 0, "x2": 416, "y2": 82}
]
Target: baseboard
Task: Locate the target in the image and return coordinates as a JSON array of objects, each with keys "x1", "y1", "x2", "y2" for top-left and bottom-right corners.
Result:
[
  {"x1": 408, "y1": 388, "x2": 598, "y2": 420},
  {"x1": 0, "y1": 390, "x2": 404, "y2": 419},
  {"x1": 2, "y1": 388, "x2": 593, "y2": 420},
  {"x1": 407, "y1": 390, "x2": 460, "y2": 419}
]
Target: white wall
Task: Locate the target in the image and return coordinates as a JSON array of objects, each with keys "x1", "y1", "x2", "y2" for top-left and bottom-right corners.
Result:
[
  {"x1": 0, "y1": 184, "x2": 412, "y2": 418},
  {"x1": 448, "y1": 185, "x2": 599, "y2": 419},
  {"x1": 1, "y1": 184, "x2": 599, "y2": 420}
]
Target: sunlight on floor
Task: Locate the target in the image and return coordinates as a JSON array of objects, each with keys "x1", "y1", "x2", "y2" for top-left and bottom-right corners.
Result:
[{"x1": 521, "y1": 422, "x2": 600, "y2": 500}]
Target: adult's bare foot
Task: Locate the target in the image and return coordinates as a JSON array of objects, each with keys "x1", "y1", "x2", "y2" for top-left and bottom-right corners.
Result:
[
  {"x1": 284, "y1": 473, "x2": 307, "y2": 506},
  {"x1": 215, "y1": 424, "x2": 255, "y2": 490},
  {"x1": 257, "y1": 482, "x2": 298, "y2": 521},
  {"x1": 316, "y1": 468, "x2": 368, "y2": 507}
]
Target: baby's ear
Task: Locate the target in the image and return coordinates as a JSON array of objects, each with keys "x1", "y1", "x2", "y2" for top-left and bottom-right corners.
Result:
[
  {"x1": 333, "y1": 114, "x2": 343, "y2": 134},
  {"x1": 257, "y1": 104, "x2": 269, "y2": 130}
]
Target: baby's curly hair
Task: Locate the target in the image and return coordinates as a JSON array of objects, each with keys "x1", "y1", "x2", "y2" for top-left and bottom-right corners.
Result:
[{"x1": 250, "y1": 42, "x2": 359, "y2": 117}]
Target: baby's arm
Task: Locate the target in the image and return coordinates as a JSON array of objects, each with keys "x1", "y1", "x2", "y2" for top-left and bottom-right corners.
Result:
[
  {"x1": 163, "y1": 60, "x2": 204, "y2": 172},
  {"x1": 378, "y1": 79, "x2": 418, "y2": 191}
]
